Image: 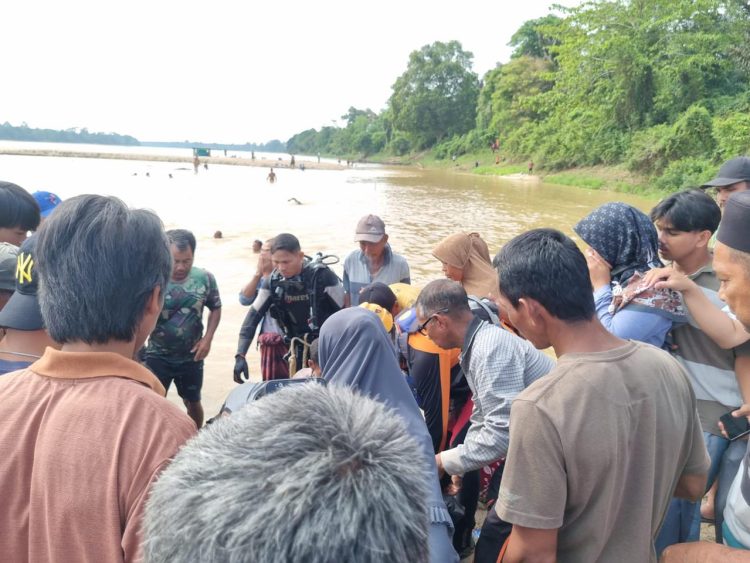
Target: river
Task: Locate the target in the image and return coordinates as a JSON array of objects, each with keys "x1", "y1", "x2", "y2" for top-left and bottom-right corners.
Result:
[{"x1": 0, "y1": 143, "x2": 656, "y2": 418}]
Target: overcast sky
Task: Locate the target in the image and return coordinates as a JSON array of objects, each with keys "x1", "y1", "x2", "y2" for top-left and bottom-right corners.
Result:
[{"x1": 2, "y1": 0, "x2": 578, "y2": 144}]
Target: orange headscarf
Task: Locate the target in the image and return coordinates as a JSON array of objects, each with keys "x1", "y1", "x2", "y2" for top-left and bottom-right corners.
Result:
[{"x1": 432, "y1": 232, "x2": 499, "y2": 299}]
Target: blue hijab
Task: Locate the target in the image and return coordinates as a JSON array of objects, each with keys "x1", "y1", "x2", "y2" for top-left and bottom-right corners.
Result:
[{"x1": 319, "y1": 307, "x2": 458, "y2": 563}]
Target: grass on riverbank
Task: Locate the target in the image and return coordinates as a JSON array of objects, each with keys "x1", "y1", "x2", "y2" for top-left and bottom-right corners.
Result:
[{"x1": 363, "y1": 148, "x2": 667, "y2": 198}]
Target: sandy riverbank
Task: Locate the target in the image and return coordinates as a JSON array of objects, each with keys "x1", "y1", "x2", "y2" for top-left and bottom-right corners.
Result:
[{"x1": 0, "y1": 147, "x2": 346, "y2": 171}]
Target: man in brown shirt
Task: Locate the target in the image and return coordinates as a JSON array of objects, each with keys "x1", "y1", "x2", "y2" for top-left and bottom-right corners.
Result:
[
  {"x1": 492, "y1": 229, "x2": 709, "y2": 563},
  {"x1": 0, "y1": 195, "x2": 196, "y2": 562}
]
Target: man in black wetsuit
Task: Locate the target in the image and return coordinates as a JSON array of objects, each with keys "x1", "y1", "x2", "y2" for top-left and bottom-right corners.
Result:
[{"x1": 233, "y1": 233, "x2": 343, "y2": 383}]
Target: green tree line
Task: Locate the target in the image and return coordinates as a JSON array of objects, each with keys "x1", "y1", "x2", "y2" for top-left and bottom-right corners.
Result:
[
  {"x1": 0, "y1": 122, "x2": 140, "y2": 146},
  {"x1": 288, "y1": 0, "x2": 750, "y2": 191}
]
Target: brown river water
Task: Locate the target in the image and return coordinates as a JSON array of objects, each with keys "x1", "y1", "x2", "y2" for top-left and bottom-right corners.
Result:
[{"x1": 0, "y1": 146, "x2": 656, "y2": 417}]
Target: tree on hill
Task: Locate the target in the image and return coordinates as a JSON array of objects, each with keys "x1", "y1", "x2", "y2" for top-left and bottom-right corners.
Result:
[{"x1": 388, "y1": 40, "x2": 480, "y2": 149}]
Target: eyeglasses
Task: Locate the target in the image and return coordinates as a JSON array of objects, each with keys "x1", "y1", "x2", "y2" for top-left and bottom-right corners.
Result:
[{"x1": 417, "y1": 308, "x2": 449, "y2": 336}]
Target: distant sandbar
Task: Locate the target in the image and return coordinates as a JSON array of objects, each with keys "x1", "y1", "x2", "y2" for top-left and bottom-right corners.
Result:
[{"x1": 0, "y1": 147, "x2": 346, "y2": 171}]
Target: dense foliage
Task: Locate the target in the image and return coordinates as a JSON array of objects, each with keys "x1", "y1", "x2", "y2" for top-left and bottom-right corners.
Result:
[
  {"x1": 0, "y1": 122, "x2": 140, "y2": 145},
  {"x1": 288, "y1": 0, "x2": 750, "y2": 191}
]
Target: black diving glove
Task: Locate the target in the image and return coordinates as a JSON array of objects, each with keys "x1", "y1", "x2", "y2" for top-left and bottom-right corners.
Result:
[{"x1": 233, "y1": 355, "x2": 249, "y2": 384}]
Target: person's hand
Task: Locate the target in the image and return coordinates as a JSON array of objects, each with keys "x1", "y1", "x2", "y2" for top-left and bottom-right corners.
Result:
[
  {"x1": 642, "y1": 267, "x2": 693, "y2": 292},
  {"x1": 233, "y1": 355, "x2": 249, "y2": 383},
  {"x1": 257, "y1": 252, "x2": 272, "y2": 277},
  {"x1": 718, "y1": 404, "x2": 750, "y2": 440},
  {"x1": 191, "y1": 337, "x2": 212, "y2": 362},
  {"x1": 445, "y1": 474, "x2": 463, "y2": 496},
  {"x1": 584, "y1": 248, "x2": 612, "y2": 290},
  {"x1": 435, "y1": 453, "x2": 446, "y2": 479}
]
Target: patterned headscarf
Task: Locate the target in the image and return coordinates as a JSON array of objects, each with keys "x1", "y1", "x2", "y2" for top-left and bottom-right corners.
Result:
[{"x1": 574, "y1": 202, "x2": 661, "y2": 286}]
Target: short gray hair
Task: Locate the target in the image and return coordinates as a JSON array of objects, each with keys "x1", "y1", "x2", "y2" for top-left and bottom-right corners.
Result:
[
  {"x1": 415, "y1": 278, "x2": 470, "y2": 318},
  {"x1": 144, "y1": 383, "x2": 430, "y2": 563},
  {"x1": 35, "y1": 195, "x2": 171, "y2": 344}
]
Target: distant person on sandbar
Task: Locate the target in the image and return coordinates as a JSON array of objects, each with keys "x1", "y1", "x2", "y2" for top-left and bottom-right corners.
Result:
[
  {"x1": 267, "y1": 168, "x2": 277, "y2": 184},
  {"x1": 290, "y1": 155, "x2": 295, "y2": 168},
  {"x1": 251, "y1": 151, "x2": 256, "y2": 160},
  {"x1": 528, "y1": 161, "x2": 534, "y2": 174},
  {"x1": 193, "y1": 155, "x2": 199, "y2": 174}
]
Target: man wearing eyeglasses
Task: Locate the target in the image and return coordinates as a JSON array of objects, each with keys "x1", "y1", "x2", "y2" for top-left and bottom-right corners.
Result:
[{"x1": 415, "y1": 279, "x2": 554, "y2": 562}]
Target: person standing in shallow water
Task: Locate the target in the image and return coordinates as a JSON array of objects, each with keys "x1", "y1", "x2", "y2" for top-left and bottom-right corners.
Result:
[
  {"x1": 145, "y1": 229, "x2": 222, "y2": 428},
  {"x1": 267, "y1": 168, "x2": 276, "y2": 183}
]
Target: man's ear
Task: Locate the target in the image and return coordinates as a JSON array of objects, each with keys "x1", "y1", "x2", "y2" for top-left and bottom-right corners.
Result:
[
  {"x1": 696, "y1": 229, "x2": 712, "y2": 249},
  {"x1": 517, "y1": 297, "x2": 544, "y2": 327},
  {"x1": 146, "y1": 286, "x2": 163, "y2": 317}
]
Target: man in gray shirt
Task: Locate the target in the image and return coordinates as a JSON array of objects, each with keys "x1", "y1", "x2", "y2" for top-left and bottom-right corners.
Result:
[{"x1": 343, "y1": 214, "x2": 410, "y2": 307}]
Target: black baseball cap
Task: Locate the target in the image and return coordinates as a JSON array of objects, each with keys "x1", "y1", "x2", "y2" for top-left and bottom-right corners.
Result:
[
  {"x1": 702, "y1": 157, "x2": 750, "y2": 188},
  {"x1": 717, "y1": 191, "x2": 750, "y2": 253},
  {"x1": 0, "y1": 234, "x2": 43, "y2": 330}
]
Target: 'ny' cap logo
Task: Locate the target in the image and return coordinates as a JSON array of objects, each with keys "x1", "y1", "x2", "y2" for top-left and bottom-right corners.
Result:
[{"x1": 17, "y1": 253, "x2": 33, "y2": 284}]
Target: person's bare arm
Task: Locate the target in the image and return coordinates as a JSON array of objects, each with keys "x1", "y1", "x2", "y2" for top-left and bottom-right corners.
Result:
[
  {"x1": 644, "y1": 267, "x2": 750, "y2": 348},
  {"x1": 192, "y1": 308, "x2": 221, "y2": 362},
  {"x1": 660, "y1": 541, "x2": 750, "y2": 562},
  {"x1": 734, "y1": 357, "x2": 750, "y2": 409},
  {"x1": 501, "y1": 526, "x2": 557, "y2": 563},
  {"x1": 241, "y1": 272, "x2": 263, "y2": 301},
  {"x1": 673, "y1": 472, "x2": 708, "y2": 502}
]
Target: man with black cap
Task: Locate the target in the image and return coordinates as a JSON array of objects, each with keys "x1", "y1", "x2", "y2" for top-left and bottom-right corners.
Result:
[
  {"x1": 0, "y1": 235, "x2": 58, "y2": 375},
  {"x1": 701, "y1": 156, "x2": 750, "y2": 210},
  {"x1": 343, "y1": 214, "x2": 410, "y2": 307},
  {"x1": 658, "y1": 192, "x2": 750, "y2": 560}
]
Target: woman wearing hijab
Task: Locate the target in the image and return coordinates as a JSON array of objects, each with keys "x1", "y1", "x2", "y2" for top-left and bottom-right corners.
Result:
[
  {"x1": 433, "y1": 233, "x2": 499, "y2": 300},
  {"x1": 318, "y1": 307, "x2": 459, "y2": 563},
  {"x1": 574, "y1": 202, "x2": 685, "y2": 347}
]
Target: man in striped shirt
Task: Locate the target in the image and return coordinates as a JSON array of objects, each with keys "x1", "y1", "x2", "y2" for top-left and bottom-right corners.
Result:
[{"x1": 415, "y1": 279, "x2": 554, "y2": 562}]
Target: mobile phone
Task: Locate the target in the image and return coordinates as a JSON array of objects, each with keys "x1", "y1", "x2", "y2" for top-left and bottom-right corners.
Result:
[{"x1": 719, "y1": 412, "x2": 750, "y2": 441}]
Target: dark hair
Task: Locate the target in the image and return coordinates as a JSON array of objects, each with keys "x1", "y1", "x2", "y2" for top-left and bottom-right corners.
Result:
[
  {"x1": 495, "y1": 228, "x2": 595, "y2": 322},
  {"x1": 309, "y1": 338, "x2": 320, "y2": 364},
  {"x1": 0, "y1": 181, "x2": 40, "y2": 231},
  {"x1": 271, "y1": 233, "x2": 301, "y2": 253},
  {"x1": 650, "y1": 189, "x2": 721, "y2": 234},
  {"x1": 359, "y1": 282, "x2": 397, "y2": 311},
  {"x1": 167, "y1": 229, "x2": 196, "y2": 253},
  {"x1": 35, "y1": 195, "x2": 172, "y2": 344},
  {"x1": 415, "y1": 279, "x2": 470, "y2": 319}
]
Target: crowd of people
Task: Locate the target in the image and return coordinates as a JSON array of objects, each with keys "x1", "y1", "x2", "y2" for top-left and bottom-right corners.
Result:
[{"x1": 0, "y1": 156, "x2": 750, "y2": 562}]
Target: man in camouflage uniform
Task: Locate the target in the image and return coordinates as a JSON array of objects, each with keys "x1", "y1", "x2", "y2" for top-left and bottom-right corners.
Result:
[{"x1": 145, "y1": 229, "x2": 222, "y2": 428}]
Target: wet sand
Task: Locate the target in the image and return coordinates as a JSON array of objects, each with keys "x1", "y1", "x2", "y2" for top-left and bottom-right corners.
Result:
[{"x1": 0, "y1": 147, "x2": 345, "y2": 171}]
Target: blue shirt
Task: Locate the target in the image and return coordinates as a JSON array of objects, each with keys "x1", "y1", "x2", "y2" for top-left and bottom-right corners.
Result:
[
  {"x1": 342, "y1": 245, "x2": 410, "y2": 306},
  {"x1": 594, "y1": 285, "x2": 671, "y2": 347}
]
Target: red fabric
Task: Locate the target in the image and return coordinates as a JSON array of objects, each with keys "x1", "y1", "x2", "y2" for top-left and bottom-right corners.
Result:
[{"x1": 258, "y1": 333, "x2": 289, "y2": 381}]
